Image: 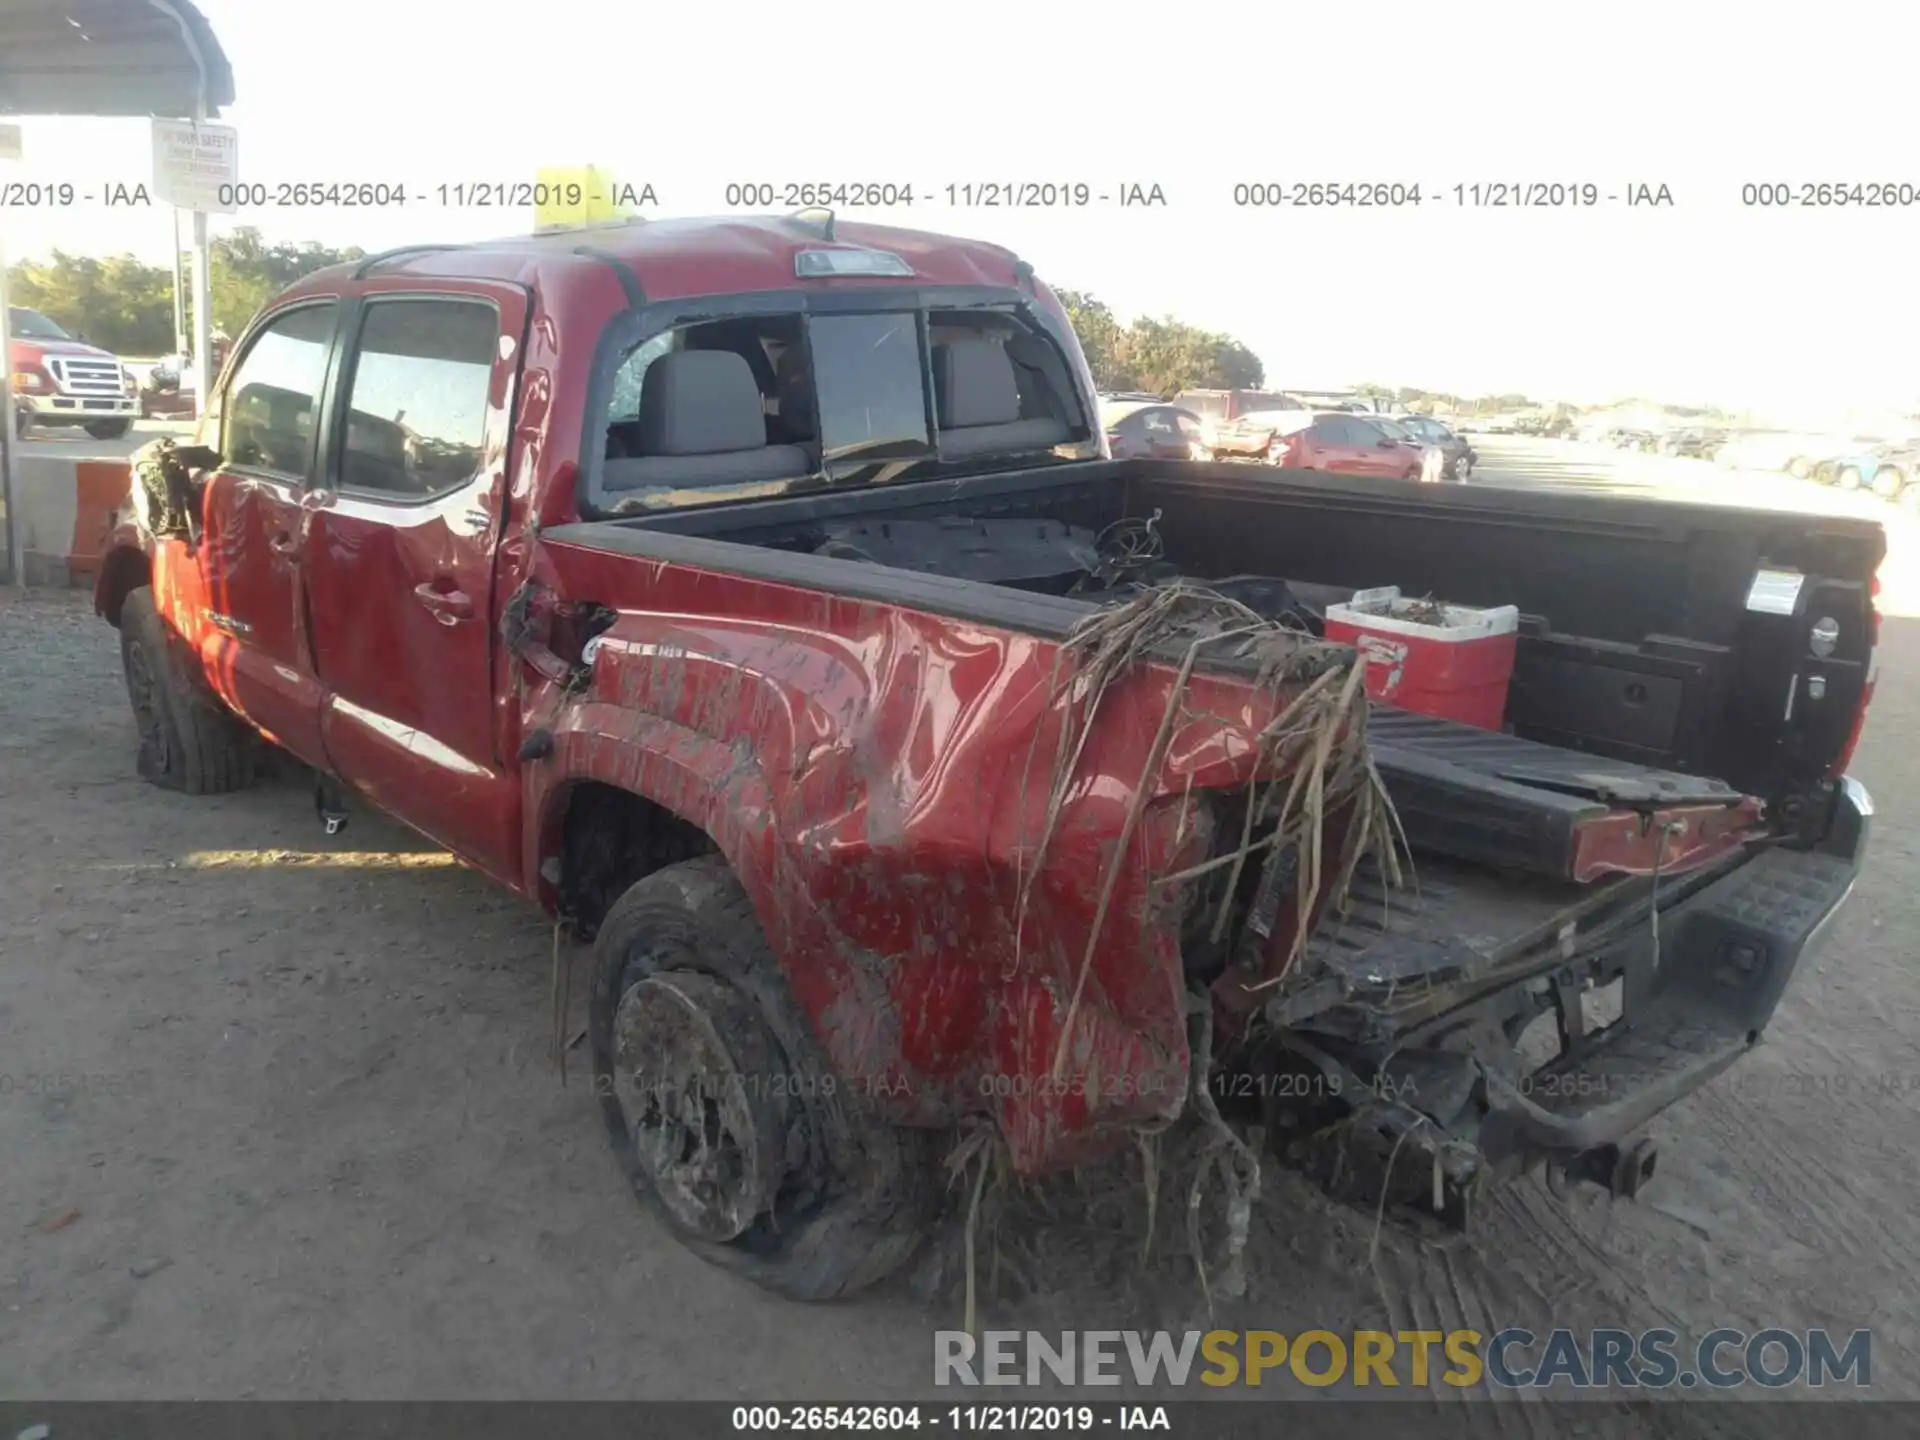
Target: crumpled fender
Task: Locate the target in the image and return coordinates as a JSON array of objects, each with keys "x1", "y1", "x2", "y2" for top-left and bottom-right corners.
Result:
[{"x1": 527, "y1": 598, "x2": 1296, "y2": 1175}]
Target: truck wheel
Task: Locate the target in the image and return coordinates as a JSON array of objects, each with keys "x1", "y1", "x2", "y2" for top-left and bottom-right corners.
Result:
[
  {"x1": 1836, "y1": 465, "x2": 1861, "y2": 491},
  {"x1": 1869, "y1": 466, "x2": 1902, "y2": 499},
  {"x1": 1786, "y1": 456, "x2": 1811, "y2": 479},
  {"x1": 590, "y1": 855, "x2": 941, "y2": 1300},
  {"x1": 118, "y1": 587, "x2": 257, "y2": 794},
  {"x1": 85, "y1": 418, "x2": 133, "y2": 440}
]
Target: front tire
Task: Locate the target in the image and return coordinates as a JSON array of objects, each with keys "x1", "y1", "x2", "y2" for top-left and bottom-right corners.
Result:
[
  {"x1": 85, "y1": 418, "x2": 133, "y2": 440},
  {"x1": 119, "y1": 587, "x2": 257, "y2": 794},
  {"x1": 589, "y1": 855, "x2": 941, "y2": 1300}
]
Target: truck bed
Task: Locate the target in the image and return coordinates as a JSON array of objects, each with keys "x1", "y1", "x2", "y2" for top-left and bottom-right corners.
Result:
[{"x1": 558, "y1": 454, "x2": 1880, "y2": 839}]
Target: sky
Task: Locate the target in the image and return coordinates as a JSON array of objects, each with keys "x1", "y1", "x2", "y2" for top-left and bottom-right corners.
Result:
[{"x1": 2, "y1": 0, "x2": 1916, "y2": 421}]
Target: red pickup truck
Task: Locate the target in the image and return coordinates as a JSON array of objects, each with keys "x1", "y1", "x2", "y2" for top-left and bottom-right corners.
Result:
[
  {"x1": 9, "y1": 305, "x2": 140, "y2": 439},
  {"x1": 94, "y1": 215, "x2": 1880, "y2": 1301}
]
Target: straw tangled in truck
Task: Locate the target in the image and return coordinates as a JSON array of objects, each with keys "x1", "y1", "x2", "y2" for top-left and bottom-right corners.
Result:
[
  {"x1": 1016, "y1": 580, "x2": 1405, "y2": 1067},
  {"x1": 943, "y1": 581, "x2": 1407, "y2": 1320}
]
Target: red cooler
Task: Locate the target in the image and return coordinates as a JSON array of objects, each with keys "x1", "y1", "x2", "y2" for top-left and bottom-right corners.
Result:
[{"x1": 1324, "y1": 586, "x2": 1520, "y2": 730}]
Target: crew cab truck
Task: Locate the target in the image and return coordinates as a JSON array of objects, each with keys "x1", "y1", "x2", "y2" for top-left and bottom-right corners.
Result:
[
  {"x1": 93, "y1": 215, "x2": 1879, "y2": 1301},
  {"x1": 9, "y1": 305, "x2": 140, "y2": 439}
]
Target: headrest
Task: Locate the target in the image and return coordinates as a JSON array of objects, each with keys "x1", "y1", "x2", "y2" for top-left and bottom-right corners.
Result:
[
  {"x1": 933, "y1": 340, "x2": 1021, "y2": 430},
  {"x1": 637, "y1": 350, "x2": 769, "y2": 456}
]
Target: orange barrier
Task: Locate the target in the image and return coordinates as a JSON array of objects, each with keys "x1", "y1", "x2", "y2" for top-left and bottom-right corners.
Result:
[{"x1": 8, "y1": 457, "x2": 130, "y2": 586}]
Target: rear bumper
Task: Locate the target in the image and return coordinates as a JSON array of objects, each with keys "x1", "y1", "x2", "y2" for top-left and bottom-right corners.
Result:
[{"x1": 1270, "y1": 779, "x2": 1871, "y2": 1222}]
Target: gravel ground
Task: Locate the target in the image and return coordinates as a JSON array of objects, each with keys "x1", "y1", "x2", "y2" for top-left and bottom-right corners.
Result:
[{"x1": 2, "y1": 552, "x2": 1916, "y2": 1419}]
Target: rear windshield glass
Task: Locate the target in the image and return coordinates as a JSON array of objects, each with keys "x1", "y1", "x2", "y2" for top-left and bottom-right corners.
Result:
[{"x1": 809, "y1": 313, "x2": 930, "y2": 465}]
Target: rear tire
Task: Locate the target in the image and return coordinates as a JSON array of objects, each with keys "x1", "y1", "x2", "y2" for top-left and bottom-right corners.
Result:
[
  {"x1": 589, "y1": 854, "x2": 941, "y2": 1300},
  {"x1": 119, "y1": 587, "x2": 257, "y2": 794}
]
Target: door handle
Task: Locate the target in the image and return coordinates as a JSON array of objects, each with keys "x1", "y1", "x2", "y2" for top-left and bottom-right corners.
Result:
[
  {"x1": 414, "y1": 582, "x2": 473, "y2": 623},
  {"x1": 269, "y1": 531, "x2": 299, "y2": 557}
]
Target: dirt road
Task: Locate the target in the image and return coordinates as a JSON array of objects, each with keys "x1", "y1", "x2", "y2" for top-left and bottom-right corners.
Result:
[{"x1": 2, "y1": 581, "x2": 1914, "y2": 1417}]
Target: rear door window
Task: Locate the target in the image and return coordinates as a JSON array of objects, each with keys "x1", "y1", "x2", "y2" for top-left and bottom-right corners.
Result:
[
  {"x1": 336, "y1": 298, "x2": 498, "y2": 499},
  {"x1": 806, "y1": 312, "x2": 931, "y2": 465}
]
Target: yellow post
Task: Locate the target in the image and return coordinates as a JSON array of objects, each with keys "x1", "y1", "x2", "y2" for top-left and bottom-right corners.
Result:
[{"x1": 534, "y1": 166, "x2": 632, "y2": 232}]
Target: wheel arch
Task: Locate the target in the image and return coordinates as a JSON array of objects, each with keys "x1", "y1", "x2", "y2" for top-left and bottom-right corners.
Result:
[
  {"x1": 527, "y1": 705, "x2": 778, "y2": 940},
  {"x1": 94, "y1": 543, "x2": 151, "y2": 628}
]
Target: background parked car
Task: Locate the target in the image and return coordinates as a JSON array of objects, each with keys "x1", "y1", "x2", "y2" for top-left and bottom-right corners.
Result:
[
  {"x1": 7, "y1": 304, "x2": 141, "y2": 439},
  {"x1": 1831, "y1": 438, "x2": 1920, "y2": 498},
  {"x1": 1247, "y1": 409, "x2": 1425, "y2": 479},
  {"x1": 1659, "y1": 426, "x2": 1728, "y2": 459},
  {"x1": 1101, "y1": 402, "x2": 1211, "y2": 461},
  {"x1": 1867, "y1": 440, "x2": 1920, "y2": 505},
  {"x1": 1390, "y1": 413, "x2": 1475, "y2": 479},
  {"x1": 1171, "y1": 387, "x2": 1308, "y2": 446}
]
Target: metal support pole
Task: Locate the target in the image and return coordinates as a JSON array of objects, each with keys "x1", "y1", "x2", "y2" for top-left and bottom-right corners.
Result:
[
  {"x1": 172, "y1": 207, "x2": 187, "y2": 357},
  {"x1": 191, "y1": 209, "x2": 211, "y2": 422},
  {"x1": 0, "y1": 217, "x2": 21, "y2": 592}
]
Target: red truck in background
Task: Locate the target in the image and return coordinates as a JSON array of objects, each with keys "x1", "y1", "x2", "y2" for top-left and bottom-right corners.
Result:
[
  {"x1": 9, "y1": 305, "x2": 140, "y2": 439},
  {"x1": 93, "y1": 214, "x2": 1879, "y2": 1301}
]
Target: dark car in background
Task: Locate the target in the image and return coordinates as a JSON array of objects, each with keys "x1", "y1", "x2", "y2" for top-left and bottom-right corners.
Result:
[
  {"x1": 1659, "y1": 427, "x2": 1728, "y2": 459},
  {"x1": 1101, "y1": 401, "x2": 1211, "y2": 461},
  {"x1": 1390, "y1": 413, "x2": 1475, "y2": 479}
]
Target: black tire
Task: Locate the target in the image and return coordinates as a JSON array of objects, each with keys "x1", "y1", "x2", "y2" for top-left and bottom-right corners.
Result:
[
  {"x1": 589, "y1": 854, "x2": 941, "y2": 1301},
  {"x1": 85, "y1": 418, "x2": 134, "y2": 440},
  {"x1": 1835, "y1": 464, "x2": 1860, "y2": 491},
  {"x1": 119, "y1": 587, "x2": 257, "y2": 794},
  {"x1": 1787, "y1": 456, "x2": 1812, "y2": 479}
]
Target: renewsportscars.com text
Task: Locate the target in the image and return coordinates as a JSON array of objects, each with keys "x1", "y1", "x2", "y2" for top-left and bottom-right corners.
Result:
[{"x1": 934, "y1": 1328, "x2": 1871, "y2": 1390}]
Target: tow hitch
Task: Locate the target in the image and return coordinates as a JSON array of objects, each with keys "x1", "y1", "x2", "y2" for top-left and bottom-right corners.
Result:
[{"x1": 1560, "y1": 1135, "x2": 1659, "y2": 1200}]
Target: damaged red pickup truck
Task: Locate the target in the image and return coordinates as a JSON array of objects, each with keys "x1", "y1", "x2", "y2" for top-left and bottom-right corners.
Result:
[{"x1": 95, "y1": 215, "x2": 1879, "y2": 1301}]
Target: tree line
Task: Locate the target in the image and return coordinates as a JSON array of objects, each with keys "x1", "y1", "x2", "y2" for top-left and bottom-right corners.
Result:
[
  {"x1": 7, "y1": 228, "x2": 367, "y2": 356},
  {"x1": 11, "y1": 235, "x2": 1555, "y2": 413}
]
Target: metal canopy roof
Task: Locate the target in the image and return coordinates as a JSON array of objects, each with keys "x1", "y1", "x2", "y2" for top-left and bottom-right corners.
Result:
[{"x1": 0, "y1": 0, "x2": 234, "y2": 118}]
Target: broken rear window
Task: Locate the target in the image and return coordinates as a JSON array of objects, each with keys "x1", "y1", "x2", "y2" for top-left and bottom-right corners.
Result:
[{"x1": 807, "y1": 313, "x2": 931, "y2": 466}]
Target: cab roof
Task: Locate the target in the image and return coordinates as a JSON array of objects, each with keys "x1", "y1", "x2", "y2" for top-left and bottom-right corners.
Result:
[{"x1": 275, "y1": 214, "x2": 1033, "y2": 307}]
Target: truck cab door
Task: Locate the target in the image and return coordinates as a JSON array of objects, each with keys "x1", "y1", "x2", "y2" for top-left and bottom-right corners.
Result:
[
  {"x1": 155, "y1": 300, "x2": 340, "y2": 766},
  {"x1": 299, "y1": 284, "x2": 530, "y2": 884}
]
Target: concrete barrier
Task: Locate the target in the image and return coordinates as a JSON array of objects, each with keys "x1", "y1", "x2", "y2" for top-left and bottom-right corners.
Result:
[{"x1": 7, "y1": 456, "x2": 132, "y2": 587}]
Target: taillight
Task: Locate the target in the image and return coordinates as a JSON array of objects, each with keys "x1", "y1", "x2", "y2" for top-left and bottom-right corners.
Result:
[{"x1": 1829, "y1": 571, "x2": 1881, "y2": 777}]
